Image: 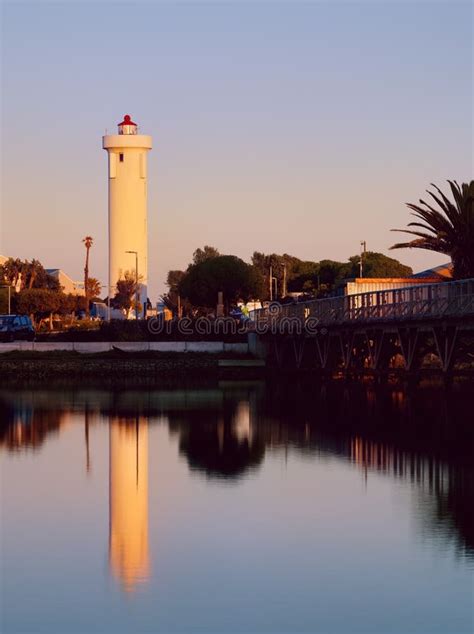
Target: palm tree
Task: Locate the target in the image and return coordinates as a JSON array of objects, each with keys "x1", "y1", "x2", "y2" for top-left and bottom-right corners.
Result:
[
  {"x1": 2, "y1": 257, "x2": 23, "y2": 289},
  {"x1": 112, "y1": 271, "x2": 142, "y2": 319},
  {"x1": 391, "y1": 180, "x2": 474, "y2": 279},
  {"x1": 82, "y1": 236, "x2": 93, "y2": 317},
  {"x1": 25, "y1": 259, "x2": 44, "y2": 289},
  {"x1": 86, "y1": 277, "x2": 102, "y2": 301}
]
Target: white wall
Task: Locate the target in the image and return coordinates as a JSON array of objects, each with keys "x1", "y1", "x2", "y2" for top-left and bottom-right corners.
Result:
[{"x1": 0, "y1": 341, "x2": 249, "y2": 354}]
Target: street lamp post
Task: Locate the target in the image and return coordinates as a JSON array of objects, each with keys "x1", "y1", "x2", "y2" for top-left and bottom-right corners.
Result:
[
  {"x1": 125, "y1": 250, "x2": 139, "y2": 320},
  {"x1": 269, "y1": 265, "x2": 273, "y2": 301},
  {"x1": 270, "y1": 262, "x2": 285, "y2": 301},
  {"x1": 360, "y1": 241, "x2": 367, "y2": 278}
]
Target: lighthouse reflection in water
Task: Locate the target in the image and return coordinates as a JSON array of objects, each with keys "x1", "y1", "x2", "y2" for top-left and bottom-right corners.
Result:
[
  {"x1": 107, "y1": 398, "x2": 256, "y2": 592},
  {"x1": 1, "y1": 381, "x2": 473, "y2": 634},
  {"x1": 109, "y1": 416, "x2": 150, "y2": 592}
]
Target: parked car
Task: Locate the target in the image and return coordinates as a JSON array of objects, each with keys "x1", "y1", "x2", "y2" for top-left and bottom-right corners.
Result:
[{"x1": 0, "y1": 315, "x2": 35, "y2": 342}]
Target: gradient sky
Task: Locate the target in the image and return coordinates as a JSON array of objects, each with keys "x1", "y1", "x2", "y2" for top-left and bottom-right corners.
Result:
[{"x1": 1, "y1": 1, "x2": 472, "y2": 299}]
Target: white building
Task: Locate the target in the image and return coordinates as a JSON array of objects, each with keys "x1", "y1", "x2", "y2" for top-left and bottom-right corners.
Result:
[
  {"x1": 46, "y1": 269, "x2": 84, "y2": 295},
  {"x1": 103, "y1": 115, "x2": 152, "y2": 319},
  {"x1": 343, "y1": 277, "x2": 442, "y2": 296}
]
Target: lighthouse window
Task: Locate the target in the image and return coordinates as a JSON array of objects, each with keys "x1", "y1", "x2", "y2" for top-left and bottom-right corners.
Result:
[{"x1": 119, "y1": 153, "x2": 124, "y2": 162}]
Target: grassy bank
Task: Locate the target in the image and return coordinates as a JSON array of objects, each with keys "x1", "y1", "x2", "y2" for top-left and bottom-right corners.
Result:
[{"x1": 0, "y1": 350, "x2": 264, "y2": 381}]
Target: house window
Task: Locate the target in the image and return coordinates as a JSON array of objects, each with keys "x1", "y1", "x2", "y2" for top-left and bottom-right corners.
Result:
[{"x1": 119, "y1": 153, "x2": 124, "y2": 162}]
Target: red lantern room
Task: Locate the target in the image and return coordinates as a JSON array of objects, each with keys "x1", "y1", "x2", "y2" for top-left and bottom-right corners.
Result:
[{"x1": 118, "y1": 114, "x2": 137, "y2": 135}]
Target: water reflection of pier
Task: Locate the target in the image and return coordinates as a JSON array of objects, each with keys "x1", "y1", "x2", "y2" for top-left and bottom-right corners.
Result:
[{"x1": 350, "y1": 437, "x2": 450, "y2": 490}]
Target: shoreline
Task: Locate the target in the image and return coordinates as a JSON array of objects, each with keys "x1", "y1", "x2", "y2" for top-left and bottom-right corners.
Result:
[
  {"x1": 1, "y1": 350, "x2": 473, "y2": 386},
  {"x1": 0, "y1": 350, "x2": 266, "y2": 381}
]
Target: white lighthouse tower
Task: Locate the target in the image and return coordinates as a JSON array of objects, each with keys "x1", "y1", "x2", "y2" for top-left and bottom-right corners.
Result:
[{"x1": 103, "y1": 115, "x2": 152, "y2": 317}]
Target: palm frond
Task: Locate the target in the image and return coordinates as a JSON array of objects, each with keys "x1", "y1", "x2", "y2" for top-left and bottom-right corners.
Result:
[
  {"x1": 390, "y1": 238, "x2": 448, "y2": 253},
  {"x1": 390, "y1": 228, "x2": 443, "y2": 241},
  {"x1": 446, "y1": 180, "x2": 463, "y2": 211},
  {"x1": 426, "y1": 188, "x2": 460, "y2": 228},
  {"x1": 391, "y1": 180, "x2": 474, "y2": 279}
]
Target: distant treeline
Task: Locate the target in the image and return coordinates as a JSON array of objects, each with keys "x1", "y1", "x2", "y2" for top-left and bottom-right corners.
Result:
[{"x1": 163, "y1": 246, "x2": 413, "y2": 315}]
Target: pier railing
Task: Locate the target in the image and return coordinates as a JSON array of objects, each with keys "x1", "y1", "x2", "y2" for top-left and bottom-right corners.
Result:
[{"x1": 251, "y1": 278, "x2": 474, "y2": 328}]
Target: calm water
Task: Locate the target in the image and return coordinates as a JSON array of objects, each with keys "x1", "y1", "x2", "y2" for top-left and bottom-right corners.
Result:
[{"x1": 1, "y1": 379, "x2": 473, "y2": 634}]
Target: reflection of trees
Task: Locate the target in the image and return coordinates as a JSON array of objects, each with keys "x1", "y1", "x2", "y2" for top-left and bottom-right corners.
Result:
[
  {"x1": 346, "y1": 435, "x2": 474, "y2": 556},
  {"x1": 177, "y1": 419, "x2": 265, "y2": 479},
  {"x1": 259, "y1": 380, "x2": 473, "y2": 464},
  {"x1": 1, "y1": 380, "x2": 472, "y2": 556},
  {"x1": 0, "y1": 397, "x2": 64, "y2": 452},
  {"x1": 168, "y1": 397, "x2": 265, "y2": 480},
  {"x1": 259, "y1": 379, "x2": 474, "y2": 558},
  {"x1": 420, "y1": 467, "x2": 474, "y2": 557}
]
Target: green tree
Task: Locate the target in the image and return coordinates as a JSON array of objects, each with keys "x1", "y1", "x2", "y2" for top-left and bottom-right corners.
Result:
[
  {"x1": 14, "y1": 289, "x2": 62, "y2": 328},
  {"x1": 317, "y1": 260, "x2": 349, "y2": 293},
  {"x1": 251, "y1": 251, "x2": 301, "y2": 299},
  {"x1": 391, "y1": 180, "x2": 474, "y2": 279},
  {"x1": 162, "y1": 270, "x2": 188, "y2": 317},
  {"x1": 22, "y1": 259, "x2": 43, "y2": 289},
  {"x1": 192, "y1": 245, "x2": 220, "y2": 266},
  {"x1": 112, "y1": 271, "x2": 141, "y2": 319},
  {"x1": 179, "y1": 255, "x2": 262, "y2": 312},
  {"x1": 0, "y1": 258, "x2": 60, "y2": 291},
  {"x1": 86, "y1": 277, "x2": 101, "y2": 300},
  {"x1": 167, "y1": 270, "x2": 186, "y2": 291},
  {"x1": 288, "y1": 260, "x2": 320, "y2": 294},
  {"x1": 57, "y1": 293, "x2": 87, "y2": 324},
  {"x1": 348, "y1": 251, "x2": 413, "y2": 278},
  {"x1": 26, "y1": 261, "x2": 61, "y2": 291},
  {"x1": 0, "y1": 258, "x2": 23, "y2": 288},
  {"x1": 0, "y1": 288, "x2": 10, "y2": 314}
]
